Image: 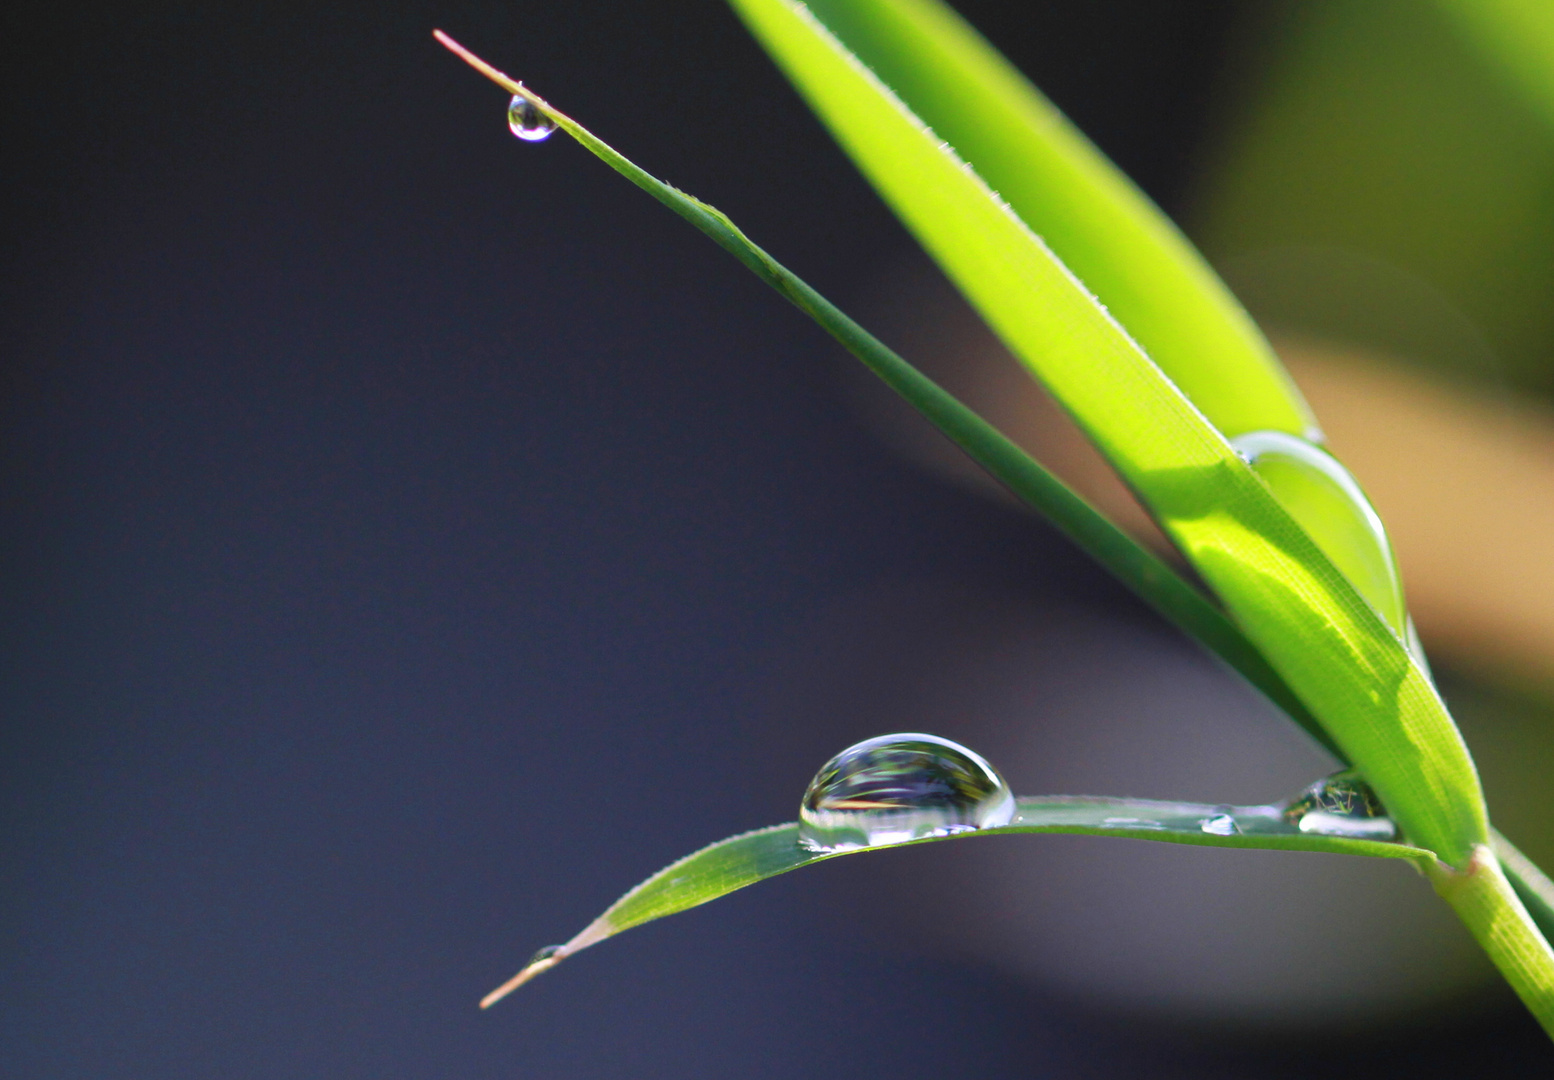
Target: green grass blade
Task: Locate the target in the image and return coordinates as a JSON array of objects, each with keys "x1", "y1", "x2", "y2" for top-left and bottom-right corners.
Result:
[
  {"x1": 431, "y1": 32, "x2": 1336, "y2": 756},
  {"x1": 726, "y1": 0, "x2": 1485, "y2": 868},
  {"x1": 480, "y1": 796, "x2": 1435, "y2": 1004},
  {"x1": 800, "y1": 0, "x2": 1314, "y2": 441}
]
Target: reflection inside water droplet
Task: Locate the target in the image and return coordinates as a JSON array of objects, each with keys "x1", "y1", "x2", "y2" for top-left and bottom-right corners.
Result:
[
  {"x1": 508, "y1": 94, "x2": 557, "y2": 141},
  {"x1": 1231, "y1": 431, "x2": 1411, "y2": 646},
  {"x1": 798, "y1": 733, "x2": 1014, "y2": 852},
  {"x1": 1200, "y1": 809, "x2": 1240, "y2": 836},
  {"x1": 1282, "y1": 770, "x2": 1397, "y2": 841}
]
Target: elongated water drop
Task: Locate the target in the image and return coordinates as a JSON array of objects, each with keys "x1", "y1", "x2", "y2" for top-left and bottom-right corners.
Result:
[
  {"x1": 1281, "y1": 770, "x2": 1397, "y2": 841},
  {"x1": 798, "y1": 733, "x2": 1014, "y2": 853},
  {"x1": 1231, "y1": 431, "x2": 1408, "y2": 641},
  {"x1": 507, "y1": 94, "x2": 556, "y2": 141},
  {"x1": 1200, "y1": 808, "x2": 1240, "y2": 836}
]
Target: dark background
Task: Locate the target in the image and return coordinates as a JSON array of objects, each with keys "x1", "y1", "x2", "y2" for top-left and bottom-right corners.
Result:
[{"x1": 4, "y1": 1, "x2": 1551, "y2": 1076}]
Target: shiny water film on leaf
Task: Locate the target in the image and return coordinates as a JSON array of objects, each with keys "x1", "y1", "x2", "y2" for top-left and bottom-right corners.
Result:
[
  {"x1": 1231, "y1": 430, "x2": 1409, "y2": 642},
  {"x1": 798, "y1": 733, "x2": 1015, "y2": 852},
  {"x1": 508, "y1": 93, "x2": 557, "y2": 141},
  {"x1": 1282, "y1": 770, "x2": 1398, "y2": 842}
]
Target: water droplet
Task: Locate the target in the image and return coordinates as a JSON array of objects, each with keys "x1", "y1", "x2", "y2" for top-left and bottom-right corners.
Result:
[
  {"x1": 798, "y1": 733, "x2": 1014, "y2": 852},
  {"x1": 1232, "y1": 431, "x2": 1408, "y2": 640},
  {"x1": 479, "y1": 943, "x2": 568, "y2": 1008},
  {"x1": 1200, "y1": 809, "x2": 1241, "y2": 836},
  {"x1": 1101, "y1": 816, "x2": 1166, "y2": 831},
  {"x1": 508, "y1": 94, "x2": 556, "y2": 141},
  {"x1": 527, "y1": 944, "x2": 564, "y2": 966},
  {"x1": 1282, "y1": 770, "x2": 1397, "y2": 841}
]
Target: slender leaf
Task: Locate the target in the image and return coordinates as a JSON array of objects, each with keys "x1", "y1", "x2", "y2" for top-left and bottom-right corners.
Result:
[
  {"x1": 725, "y1": 0, "x2": 1485, "y2": 870},
  {"x1": 435, "y1": 24, "x2": 1554, "y2": 1030},
  {"x1": 481, "y1": 796, "x2": 1436, "y2": 1004},
  {"x1": 431, "y1": 31, "x2": 1336, "y2": 756},
  {"x1": 1497, "y1": 828, "x2": 1554, "y2": 942},
  {"x1": 801, "y1": 0, "x2": 1314, "y2": 440}
]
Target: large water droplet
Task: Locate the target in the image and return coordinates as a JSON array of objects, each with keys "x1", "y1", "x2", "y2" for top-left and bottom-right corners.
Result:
[
  {"x1": 798, "y1": 733, "x2": 1015, "y2": 853},
  {"x1": 508, "y1": 94, "x2": 556, "y2": 141},
  {"x1": 1231, "y1": 431, "x2": 1408, "y2": 641},
  {"x1": 1282, "y1": 770, "x2": 1397, "y2": 841}
]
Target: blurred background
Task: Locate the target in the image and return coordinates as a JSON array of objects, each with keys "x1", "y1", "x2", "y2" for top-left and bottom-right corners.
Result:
[{"x1": 4, "y1": 1, "x2": 1553, "y2": 1076}]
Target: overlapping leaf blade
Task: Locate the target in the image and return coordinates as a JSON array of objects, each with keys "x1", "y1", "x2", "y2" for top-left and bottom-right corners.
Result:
[
  {"x1": 431, "y1": 32, "x2": 1332, "y2": 751},
  {"x1": 725, "y1": 0, "x2": 1485, "y2": 869},
  {"x1": 434, "y1": 14, "x2": 1554, "y2": 1026},
  {"x1": 801, "y1": 0, "x2": 1314, "y2": 440}
]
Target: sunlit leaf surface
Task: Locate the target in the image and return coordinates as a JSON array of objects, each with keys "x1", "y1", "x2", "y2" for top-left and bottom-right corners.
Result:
[
  {"x1": 801, "y1": 0, "x2": 1315, "y2": 440},
  {"x1": 725, "y1": 0, "x2": 1484, "y2": 870}
]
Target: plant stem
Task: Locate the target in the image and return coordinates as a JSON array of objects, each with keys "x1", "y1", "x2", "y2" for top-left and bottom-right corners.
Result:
[{"x1": 1429, "y1": 845, "x2": 1554, "y2": 1037}]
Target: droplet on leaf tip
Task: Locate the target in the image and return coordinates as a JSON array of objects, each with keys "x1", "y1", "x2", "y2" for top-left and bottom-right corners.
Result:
[
  {"x1": 480, "y1": 943, "x2": 568, "y2": 1009},
  {"x1": 508, "y1": 94, "x2": 556, "y2": 141}
]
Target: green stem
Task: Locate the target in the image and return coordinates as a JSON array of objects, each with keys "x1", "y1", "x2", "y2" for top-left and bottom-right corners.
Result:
[
  {"x1": 1429, "y1": 845, "x2": 1554, "y2": 1038},
  {"x1": 1495, "y1": 828, "x2": 1554, "y2": 943}
]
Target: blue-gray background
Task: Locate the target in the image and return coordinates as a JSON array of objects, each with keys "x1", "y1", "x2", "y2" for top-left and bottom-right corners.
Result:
[{"x1": 4, "y1": 1, "x2": 1551, "y2": 1076}]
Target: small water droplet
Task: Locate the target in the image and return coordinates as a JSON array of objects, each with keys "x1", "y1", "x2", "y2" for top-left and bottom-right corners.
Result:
[
  {"x1": 1282, "y1": 770, "x2": 1397, "y2": 841},
  {"x1": 528, "y1": 944, "x2": 564, "y2": 966},
  {"x1": 479, "y1": 943, "x2": 568, "y2": 1008},
  {"x1": 508, "y1": 94, "x2": 556, "y2": 141},
  {"x1": 798, "y1": 733, "x2": 1014, "y2": 852},
  {"x1": 1200, "y1": 808, "x2": 1241, "y2": 836},
  {"x1": 1232, "y1": 431, "x2": 1409, "y2": 642}
]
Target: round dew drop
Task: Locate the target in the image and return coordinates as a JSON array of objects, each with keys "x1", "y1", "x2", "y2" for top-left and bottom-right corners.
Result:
[
  {"x1": 798, "y1": 733, "x2": 1015, "y2": 853},
  {"x1": 1231, "y1": 431, "x2": 1408, "y2": 641},
  {"x1": 1282, "y1": 770, "x2": 1397, "y2": 841},
  {"x1": 508, "y1": 94, "x2": 557, "y2": 141}
]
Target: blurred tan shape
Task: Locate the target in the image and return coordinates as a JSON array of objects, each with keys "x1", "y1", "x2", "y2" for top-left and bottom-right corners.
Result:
[
  {"x1": 857, "y1": 303, "x2": 1554, "y2": 688},
  {"x1": 1284, "y1": 340, "x2": 1554, "y2": 689}
]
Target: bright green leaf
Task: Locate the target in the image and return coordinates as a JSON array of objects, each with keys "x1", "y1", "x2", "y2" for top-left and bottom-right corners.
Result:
[
  {"x1": 481, "y1": 796, "x2": 1436, "y2": 1004},
  {"x1": 725, "y1": 0, "x2": 1485, "y2": 870},
  {"x1": 800, "y1": 0, "x2": 1315, "y2": 440}
]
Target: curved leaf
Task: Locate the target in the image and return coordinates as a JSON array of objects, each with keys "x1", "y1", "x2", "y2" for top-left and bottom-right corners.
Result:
[
  {"x1": 725, "y1": 0, "x2": 1485, "y2": 870},
  {"x1": 431, "y1": 31, "x2": 1334, "y2": 754},
  {"x1": 479, "y1": 795, "x2": 1435, "y2": 1005}
]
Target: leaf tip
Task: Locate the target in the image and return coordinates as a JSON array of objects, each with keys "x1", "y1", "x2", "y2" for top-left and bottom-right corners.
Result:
[
  {"x1": 433, "y1": 29, "x2": 525, "y2": 97},
  {"x1": 479, "y1": 943, "x2": 569, "y2": 1009}
]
